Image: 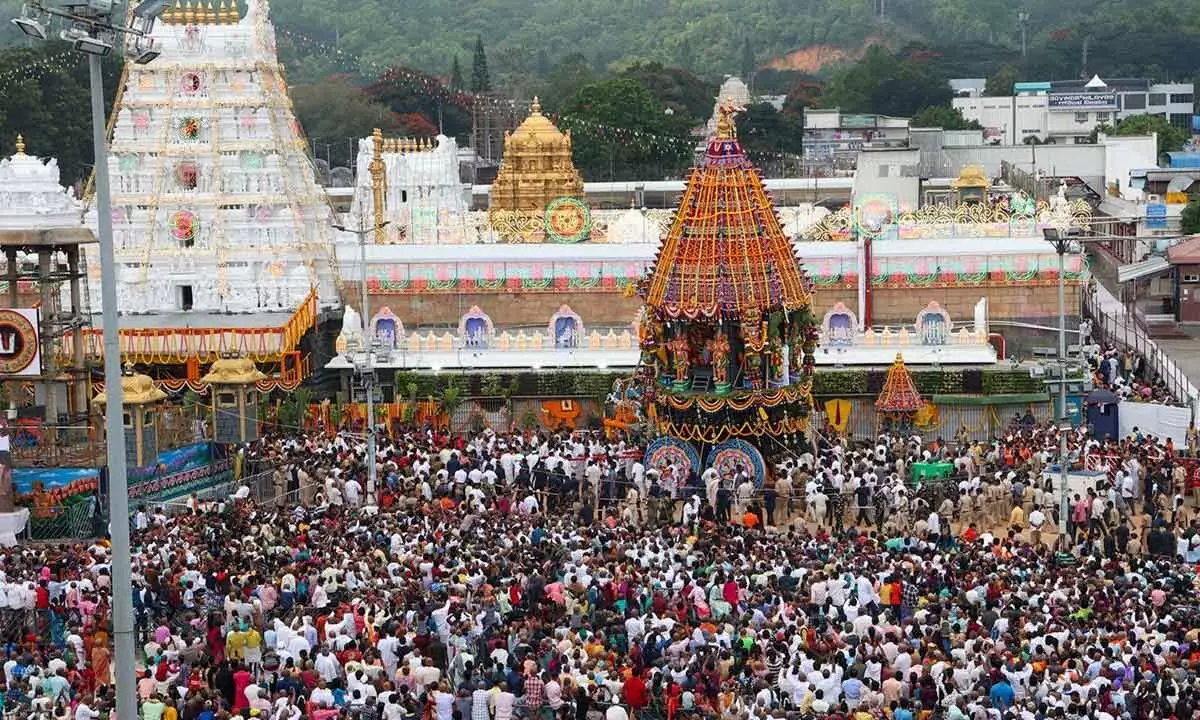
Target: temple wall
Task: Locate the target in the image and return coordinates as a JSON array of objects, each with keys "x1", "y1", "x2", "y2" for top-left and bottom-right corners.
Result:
[
  {"x1": 869, "y1": 284, "x2": 1079, "y2": 325},
  {"x1": 350, "y1": 285, "x2": 642, "y2": 328},
  {"x1": 353, "y1": 282, "x2": 1078, "y2": 331}
]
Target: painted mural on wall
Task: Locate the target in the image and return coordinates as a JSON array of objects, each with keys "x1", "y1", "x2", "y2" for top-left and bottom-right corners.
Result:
[
  {"x1": 12, "y1": 441, "x2": 234, "y2": 511},
  {"x1": 14, "y1": 468, "x2": 100, "y2": 512},
  {"x1": 128, "y1": 441, "x2": 232, "y2": 502}
]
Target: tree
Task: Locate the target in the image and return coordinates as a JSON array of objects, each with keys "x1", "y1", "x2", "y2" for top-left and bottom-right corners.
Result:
[
  {"x1": 363, "y1": 67, "x2": 473, "y2": 139},
  {"x1": 1182, "y1": 197, "x2": 1200, "y2": 235},
  {"x1": 782, "y1": 81, "x2": 824, "y2": 116},
  {"x1": 984, "y1": 65, "x2": 1019, "y2": 97},
  {"x1": 292, "y1": 75, "x2": 404, "y2": 168},
  {"x1": 471, "y1": 35, "x2": 491, "y2": 93},
  {"x1": 822, "y1": 46, "x2": 952, "y2": 118},
  {"x1": 734, "y1": 102, "x2": 805, "y2": 175},
  {"x1": 618, "y1": 62, "x2": 714, "y2": 124},
  {"x1": 740, "y1": 38, "x2": 756, "y2": 81},
  {"x1": 541, "y1": 54, "x2": 597, "y2": 112},
  {"x1": 559, "y1": 77, "x2": 692, "y2": 181},
  {"x1": 449, "y1": 56, "x2": 464, "y2": 93},
  {"x1": 909, "y1": 105, "x2": 982, "y2": 130},
  {"x1": 1111, "y1": 113, "x2": 1188, "y2": 156}
]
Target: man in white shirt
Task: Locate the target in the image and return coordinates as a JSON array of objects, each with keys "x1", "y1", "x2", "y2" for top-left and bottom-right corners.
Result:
[
  {"x1": 1027, "y1": 508, "x2": 1046, "y2": 547},
  {"x1": 492, "y1": 682, "x2": 516, "y2": 720},
  {"x1": 314, "y1": 646, "x2": 342, "y2": 683},
  {"x1": 343, "y1": 477, "x2": 362, "y2": 507}
]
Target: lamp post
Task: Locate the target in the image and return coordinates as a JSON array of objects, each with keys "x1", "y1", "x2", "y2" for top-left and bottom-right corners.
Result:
[
  {"x1": 12, "y1": 2, "x2": 164, "y2": 717},
  {"x1": 333, "y1": 217, "x2": 388, "y2": 507},
  {"x1": 1044, "y1": 227, "x2": 1075, "y2": 547}
]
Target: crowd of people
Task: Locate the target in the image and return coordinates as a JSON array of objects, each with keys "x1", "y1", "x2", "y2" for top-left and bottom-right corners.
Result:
[{"x1": 1, "y1": 418, "x2": 1199, "y2": 720}]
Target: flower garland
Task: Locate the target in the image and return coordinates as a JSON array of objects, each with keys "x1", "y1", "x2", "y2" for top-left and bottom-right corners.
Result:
[
  {"x1": 179, "y1": 116, "x2": 202, "y2": 141},
  {"x1": 658, "y1": 382, "x2": 813, "y2": 413},
  {"x1": 654, "y1": 415, "x2": 809, "y2": 444},
  {"x1": 170, "y1": 211, "x2": 197, "y2": 241}
]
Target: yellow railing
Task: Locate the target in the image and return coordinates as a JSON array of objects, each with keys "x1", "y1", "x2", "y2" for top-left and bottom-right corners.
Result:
[{"x1": 59, "y1": 289, "x2": 319, "y2": 364}]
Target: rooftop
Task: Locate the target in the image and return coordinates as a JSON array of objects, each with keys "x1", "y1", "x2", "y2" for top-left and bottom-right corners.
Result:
[{"x1": 111, "y1": 310, "x2": 299, "y2": 330}]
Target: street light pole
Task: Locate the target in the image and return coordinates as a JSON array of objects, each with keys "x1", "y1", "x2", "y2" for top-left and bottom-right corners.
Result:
[
  {"x1": 1045, "y1": 227, "x2": 1072, "y2": 548},
  {"x1": 333, "y1": 216, "x2": 387, "y2": 507},
  {"x1": 90, "y1": 53, "x2": 139, "y2": 720}
]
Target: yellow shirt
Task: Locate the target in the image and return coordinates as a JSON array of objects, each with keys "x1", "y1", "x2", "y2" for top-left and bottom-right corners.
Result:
[
  {"x1": 244, "y1": 628, "x2": 262, "y2": 653},
  {"x1": 226, "y1": 629, "x2": 246, "y2": 660},
  {"x1": 1009, "y1": 505, "x2": 1025, "y2": 527}
]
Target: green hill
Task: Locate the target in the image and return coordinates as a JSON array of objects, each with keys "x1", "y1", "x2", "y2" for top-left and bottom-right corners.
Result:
[{"x1": 267, "y1": 0, "x2": 1200, "y2": 84}]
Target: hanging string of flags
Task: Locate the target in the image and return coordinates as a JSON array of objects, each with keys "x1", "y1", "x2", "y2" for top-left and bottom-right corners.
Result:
[
  {"x1": 0, "y1": 26, "x2": 804, "y2": 164},
  {"x1": 273, "y1": 28, "x2": 807, "y2": 163},
  {"x1": 0, "y1": 50, "x2": 83, "y2": 99}
]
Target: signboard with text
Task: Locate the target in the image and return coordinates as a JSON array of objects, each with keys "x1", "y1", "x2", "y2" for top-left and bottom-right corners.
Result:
[
  {"x1": 1146, "y1": 203, "x2": 1168, "y2": 229},
  {"x1": 1048, "y1": 92, "x2": 1118, "y2": 111}
]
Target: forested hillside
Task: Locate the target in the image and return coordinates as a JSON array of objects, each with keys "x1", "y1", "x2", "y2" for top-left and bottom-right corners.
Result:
[{"x1": 268, "y1": 0, "x2": 1200, "y2": 84}]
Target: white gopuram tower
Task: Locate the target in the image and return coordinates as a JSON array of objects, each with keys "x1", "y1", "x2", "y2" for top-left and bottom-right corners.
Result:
[{"x1": 92, "y1": 0, "x2": 338, "y2": 316}]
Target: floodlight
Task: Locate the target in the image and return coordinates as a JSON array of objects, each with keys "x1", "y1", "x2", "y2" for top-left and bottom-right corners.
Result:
[
  {"x1": 61, "y1": 27, "x2": 112, "y2": 55},
  {"x1": 131, "y1": 37, "x2": 159, "y2": 64},
  {"x1": 133, "y1": 0, "x2": 166, "y2": 18},
  {"x1": 11, "y1": 6, "x2": 46, "y2": 39}
]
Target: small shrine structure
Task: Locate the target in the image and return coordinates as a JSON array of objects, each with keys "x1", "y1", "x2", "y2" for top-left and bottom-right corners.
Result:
[
  {"x1": 875, "y1": 353, "x2": 924, "y2": 433},
  {"x1": 489, "y1": 98, "x2": 585, "y2": 215},
  {"x1": 634, "y1": 100, "x2": 819, "y2": 485}
]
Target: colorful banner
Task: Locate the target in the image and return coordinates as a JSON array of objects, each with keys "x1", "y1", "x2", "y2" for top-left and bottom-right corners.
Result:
[
  {"x1": 14, "y1": 468, "x2": 100, "y2": 507},
  {"x1": 126, "y1": 442, "x2": 232, "y2": 502}
]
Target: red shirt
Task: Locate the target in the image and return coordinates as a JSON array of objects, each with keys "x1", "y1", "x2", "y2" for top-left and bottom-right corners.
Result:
[{"x1": 622, "y1": 675, "x2": 649, "y2": 708}]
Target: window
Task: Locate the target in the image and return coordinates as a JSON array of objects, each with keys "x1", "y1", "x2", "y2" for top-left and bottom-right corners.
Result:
[
  {"x1": 1184, "y1": 274, "x2": 1200, "y2": 283},
  {"x1": 1170, "y1": 93, "x2": 1193, "y2": 104},
  {"x1": 1124, "y1": 93, "x2": 1146, "y2": 110},
  {"x1": 1171, "y1": 113, "x2": 1192, "y2": 128},
  {"x1": 218, "y1": 391, "x2": 236, "y2": 406},
  {"x1": 1074, "y1": 112, "x2": 1089, "y2": 124},
  {"x1": 1095, "y1": 112, "x2": 1110, "y2": 124},
  {"x1": 1074, "y1": 136, "x2": 1091, "y2": 144},
  {"x1": 1149, "y1": 93, "x2": 1167, "y2": 106},
  {"x1": 178, "y1": 285, "x2": 193, "y2": 311}
]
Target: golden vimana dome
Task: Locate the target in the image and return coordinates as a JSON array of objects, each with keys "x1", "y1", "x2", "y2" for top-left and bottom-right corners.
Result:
[{"x1": 490, "y1": 97, "x2": 584, "y2": 214}]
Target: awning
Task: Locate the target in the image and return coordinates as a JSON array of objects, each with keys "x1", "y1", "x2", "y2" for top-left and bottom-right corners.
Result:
[
  {"x1": 931, "y1": 393, "x2": 1050, "y2": 406},
  {"x1": 1117, "y1": 255, "x2": 1170, "y2": 283}
]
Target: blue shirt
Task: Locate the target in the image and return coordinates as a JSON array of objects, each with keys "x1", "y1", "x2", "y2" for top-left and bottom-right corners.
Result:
[
  {"x1": 989, "y1": 680, "x2": 1015, "y2": 710},
  {"x1": 893, "y1": 709, "x2": 914, "y2": 720}
]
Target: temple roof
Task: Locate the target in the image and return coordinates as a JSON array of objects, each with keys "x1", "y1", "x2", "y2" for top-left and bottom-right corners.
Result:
[
  {"x1": 200, "y1": 357, "x2": 267, "y2": 385},
  {"x1": 644, "y1": 102, "x2": 812, "y2": 317},
  {"x1": 490, "y1": 97, "x2": 584, "y2": 213},
  {"x1": 93, "y1": 373, "x2": 167, "y2": 406},
  {"x1": 876, "y1": 353, "x2": 924, "y2": 412}
]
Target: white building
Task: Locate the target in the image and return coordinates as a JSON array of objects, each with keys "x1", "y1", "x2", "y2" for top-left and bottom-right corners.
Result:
[
  {"x1": 94, "y1": 0, "x2": 338, "y2": 316},
  {"x1": 802, "y1": 108, "x2": 910, "y2": 174},
  {"x1": 954, "y1": 76, "x2": 1194, "y2": 146},
  {"x1": 343, "y1": 132, "x2": 468, "y2": 245}
]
